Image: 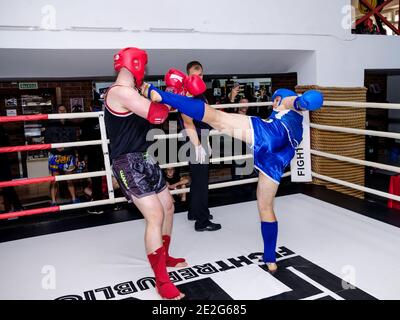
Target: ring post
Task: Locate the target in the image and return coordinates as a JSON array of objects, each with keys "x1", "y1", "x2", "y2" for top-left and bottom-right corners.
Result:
[{"x1": 98, "y1": 112, "x2": 115, "y2": 202}]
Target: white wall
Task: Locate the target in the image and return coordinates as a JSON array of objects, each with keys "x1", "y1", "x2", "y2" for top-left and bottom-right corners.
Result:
[
  {"x1": 0, "y1": 49, "x2": 314, "y2": 79},
  {"x1": 0, "y1": 0, "x2": 349, "y2": 38},
  {"x1": 0, "y1": 0, "x2": 399, "y2": 87}
]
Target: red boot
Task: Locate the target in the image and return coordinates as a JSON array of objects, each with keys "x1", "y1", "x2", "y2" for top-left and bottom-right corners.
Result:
[
  {"x1": 163, "y1": 235, "x2": 186, "y2": 267},
  {"x1": 147, "y1": 246, "x2": 182, "y2": 299}
]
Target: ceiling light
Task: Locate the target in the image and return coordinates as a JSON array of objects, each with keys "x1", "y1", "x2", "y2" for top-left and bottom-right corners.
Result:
[
  {"x1": 68, "y1": 26, "x2": 125, "y2": 32},
  {"x1": 0, "y1": 25, "x2": 40, "y2": 31},
  {"x1": 148, "y1": 27, "x2": 195, "y2": 33}
]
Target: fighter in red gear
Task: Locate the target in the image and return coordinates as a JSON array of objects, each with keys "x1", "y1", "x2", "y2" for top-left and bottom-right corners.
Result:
[
  {"x1": 114, "y1": 47, "x2": 148, "y2": 88},
  {"x1": 105, "y1": 47, "x2": 186, "y2": 300}
]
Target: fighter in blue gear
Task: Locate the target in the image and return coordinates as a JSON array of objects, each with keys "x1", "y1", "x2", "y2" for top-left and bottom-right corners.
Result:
[{"x1": 142, "y1": 83, "x2": 323, "y2": 273}]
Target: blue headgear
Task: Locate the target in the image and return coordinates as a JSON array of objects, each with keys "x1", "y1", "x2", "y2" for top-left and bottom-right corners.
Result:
[{"x1": 271, "y1": 89, "x2": 297, "y2": 106}]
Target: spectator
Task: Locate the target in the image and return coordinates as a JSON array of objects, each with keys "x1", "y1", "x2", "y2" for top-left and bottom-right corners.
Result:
[
  {"x1": 181, "y1": 61, "x2": 221, "y2": 232},
  {"x1": 164, "y1": 167, "x2": 190, "y2": 202},
  {"x1": 44, "y1": 105, "x2": 79, "y2": 205},
  {"x1": 374, "y1": 0, "x2": 387, "y2": 35},
  {"x1": 0, "y1": 125, "x2": 23, "y2": 213},
  {"x1": 355, "y1": 17, "x2": 380, "y2": 34},
  {"x1": 237, "y1": 104, "x2": 249, "y2": 116},
  {"x1": 356, "y1": 0, "x2": 387, "y2": 35},
  {"x1": 228, "y1": 82, "x2": 241, "y2": 105},
  {"x1": 257, "y1": 87, "x2": 273, "y2": 119},
  {"x1": 259, "y1": 87, "x2": 270, "y2": 102}
]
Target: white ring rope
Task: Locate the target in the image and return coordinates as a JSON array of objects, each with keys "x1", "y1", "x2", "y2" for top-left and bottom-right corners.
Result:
[
  {"x1": 154, "y1": 129, "x2": 231, "y2": 140},
  {"x1": 48, "y1": 112, "x2": 100, "y2": 120},
  {"x1": 159, "y1": 154, "x2": 253, "y2": 169},
  {"x1": 312, "y1": 172, "x2": 400, "y2": 202},
  {"x1": 59, "y1": 174, "x2": 281, "y2": 210},
  {"x1": 55, "y1": 171, "x2": 107, "y2": 182},
  {"x1": 52, "y1": 98, "x2": 400, "y2": 208},
  {"x1": 311, "y1": 150, "x2": 400, "y2": 174},
  {"x1": 5, "y1": 99, "x2": 400, "y2": 217},
  {"x1": 310, "y1": 123, "x2": 400, "y2": 140},
  {"x1": 324, "y1": 101, "x2": 400, "y2": 110},
  {"x1": 210, "y1": 102, "x2": 272, "y2": 109},
  {"x1": 7, "y1": 100, "x2": 400, "y2": 122},
  {"x1": 52, "y1": 140, "x2": 103, "y2": 149}
]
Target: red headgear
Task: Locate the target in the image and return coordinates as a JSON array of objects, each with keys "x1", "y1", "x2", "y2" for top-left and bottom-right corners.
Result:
[{"x1": 113, "y1": 47, "x2": 148, "y2": 87}]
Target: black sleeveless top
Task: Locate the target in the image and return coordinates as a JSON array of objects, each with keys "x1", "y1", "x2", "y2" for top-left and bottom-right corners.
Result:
[{"x1": 104, "y1": 85, "x2": 153, "y2": 160}]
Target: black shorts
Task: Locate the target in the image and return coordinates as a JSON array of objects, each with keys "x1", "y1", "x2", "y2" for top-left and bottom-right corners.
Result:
[{"x1": 112, "y1": 152, "x2": 167, "y2": 199}]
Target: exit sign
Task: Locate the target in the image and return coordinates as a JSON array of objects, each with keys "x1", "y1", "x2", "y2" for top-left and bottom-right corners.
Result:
[{"x1": 19, "y1": 82, "x2": 38, "y2": 90}]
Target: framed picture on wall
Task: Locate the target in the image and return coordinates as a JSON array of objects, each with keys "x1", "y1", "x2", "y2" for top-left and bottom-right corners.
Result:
[
  {"x1": 94, "y1": 81, "x2": 114, "y2": 110},
  {"x1": 6, "y1": 109, "x2": 17, "y2": 116},
  {"x1": 70, "y1": 97, "x2": 84, "y2": 113},
  {"x1": 5, "y1": 97, "x2": 17, "y2": 107}
]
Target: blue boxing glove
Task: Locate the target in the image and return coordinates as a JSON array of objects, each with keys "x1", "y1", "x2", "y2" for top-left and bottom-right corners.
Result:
[
  {"x1": 272, "y1": 88, "x2": 297, "y2": 106},
  {"x1": 294, "y1": 90, "x2": 324, "y2": 111}
]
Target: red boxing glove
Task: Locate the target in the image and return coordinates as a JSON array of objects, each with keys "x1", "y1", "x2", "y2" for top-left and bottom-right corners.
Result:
[
  {"x1": 164, "y1": 69, "x2": 187, "y2": 95},
  {"x1": 184, "y1": 75, "x2": 207, "y2": 96},
  {"x1": 147, "y1": 102, "x2": 169, "y2": 124}
]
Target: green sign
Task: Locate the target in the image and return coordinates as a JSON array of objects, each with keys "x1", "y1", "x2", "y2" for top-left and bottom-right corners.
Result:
[{"x1": 19, "y1": 82, "x2": 38, "y2": 90}]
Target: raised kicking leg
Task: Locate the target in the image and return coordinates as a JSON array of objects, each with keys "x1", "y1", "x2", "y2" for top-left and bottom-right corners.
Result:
[
  {"x1": 202, "y1": 106, "x2": 253, "y2": 145},
  {"x1": 142, "y1": 83, "x2": 254, "y2": 145}
]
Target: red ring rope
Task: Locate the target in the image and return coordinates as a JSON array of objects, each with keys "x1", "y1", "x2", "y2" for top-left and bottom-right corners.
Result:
[
  {"x1": 0, "y1": 176, "x2": 55, "y2": 188},
  {"x1": 0, "y1": 114, "x2": 49, "y2": 123},
  {"x1": 0, "y1": 206, "x2": 60, "y2": 220},
  {"x1": 0, "y1": 144, "x2": 52, "y2": 154}
]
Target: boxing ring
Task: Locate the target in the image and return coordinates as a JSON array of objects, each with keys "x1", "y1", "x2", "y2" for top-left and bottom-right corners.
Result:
[{"x1": 1, "y1": 100, "x2": 400, "y2": 300}]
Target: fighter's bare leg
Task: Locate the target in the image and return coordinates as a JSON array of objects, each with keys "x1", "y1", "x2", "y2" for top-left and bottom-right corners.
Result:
[
  {"x1": 156, "y1": 188, "x2": 174, "y2": 236},
  {"x1": 132, "y1": 193, "x2": 184, "y2": 300},
  {"x1": 156, "y1": 188, "x2": 188, "y2": 268},
  {"x1": 131, "y1": 194, "x2": 165, "y2": 254},
  {"x1": 256, "y1": 173, "x2": 279, "y2": 273},
  {"x1": 202, "y1": 107, "x2": 253, "y2": 145}
]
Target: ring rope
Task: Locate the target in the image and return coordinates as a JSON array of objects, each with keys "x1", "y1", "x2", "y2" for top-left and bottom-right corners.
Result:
[
  {"x1": 310, "y1": 123, "x2": 400, "y2": 139},
  {"x1": 312, "y1": 172, "x2": 400, "y2": 202},
  {"x1": 0, "y1": 140, "x2": 104, "y2": 154},
  {"x1": 2, "y1": 99, "x2": 400, "y2": 220},
  {"x1": 0, "y1": 173, "x2": 290, "y2": 220},
  {"x1": 0, "y1": 153, "x2": 253, "y2": 188},
  {"x1": 311, "y1": 150, "x2": 400, "y2": 174},
  {"x1": 0, "y1": 171, "x2": 107, "y2": 188},
  {"x1": 323, "y1": 101, "x2": 400, "y2": 110}
]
